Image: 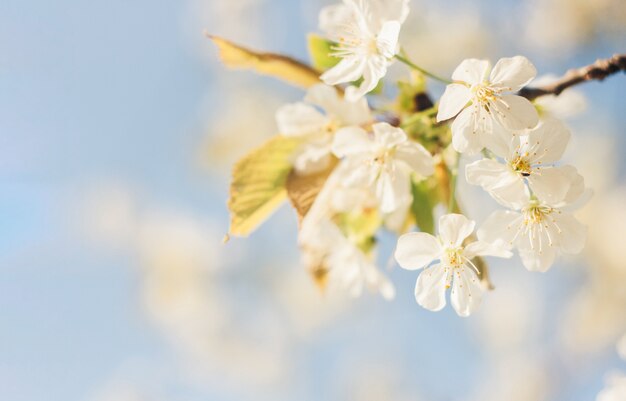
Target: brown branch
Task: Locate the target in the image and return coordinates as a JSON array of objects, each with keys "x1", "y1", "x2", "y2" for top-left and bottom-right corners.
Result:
[{"x1": 518, "y1": 53, "x2": 626, "y2": 101}]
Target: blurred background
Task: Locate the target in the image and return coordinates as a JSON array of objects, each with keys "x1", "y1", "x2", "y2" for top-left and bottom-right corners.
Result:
[{"x1": 1, "y1": 0, "x2": 626, "y2": 400}]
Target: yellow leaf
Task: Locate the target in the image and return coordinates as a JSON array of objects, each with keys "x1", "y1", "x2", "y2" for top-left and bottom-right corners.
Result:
[
  {"x1": 285, "y1": 158, "x2": 338, "y2": 223},
  {"x1": 228, "y1": 136, "x2": 302, "y2": 236},
  {"x1": 207, "y1": 34, "x2": 322, "y2": 88}
]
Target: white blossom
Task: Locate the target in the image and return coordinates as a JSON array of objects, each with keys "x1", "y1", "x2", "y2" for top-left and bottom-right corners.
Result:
[
  {"x1": 331, "y1": 122, "x2": 434, "y2": 214},
  {"x1": 466, "y1": 119, "x2": 574, "y2": 207},
  {"x1": 319, "y1": 0, "x2": 409, "y2": 100},
  {"x1": 478, "y1": 168, "x2": 587, "y2": 272},
  {"x1": 276, "y1": 84, "x2": 370, "y2": 174},
  {"x1": 299, "y1": 161, "x2": 394, "y2": 299},
  {"x1": 395, "y1": 214, "x2": 512, "y2": 316},
  {"x1": 437, "y1": 56, "x2": 539, "y2": 154}
]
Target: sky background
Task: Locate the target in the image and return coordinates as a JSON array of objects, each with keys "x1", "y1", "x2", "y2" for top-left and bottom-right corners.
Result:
[{"x1": 1, "y1": 1, "x2": 626, "y2": 400}]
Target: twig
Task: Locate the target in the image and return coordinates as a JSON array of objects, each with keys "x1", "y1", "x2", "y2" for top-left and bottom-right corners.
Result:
[{"x1": 518, "y1": 53, "x2": 626, "y2": 101}]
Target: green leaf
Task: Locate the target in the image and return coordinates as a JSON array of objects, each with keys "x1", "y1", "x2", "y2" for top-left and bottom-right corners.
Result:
[
  {"x1": 228, "y1": 135, "x2": 302, "y2": 236},
  {"x1": 410, "y1": 176, "x2": 437, "y2": 235},
  {"x1": 307, "y1": 34, "x2": 340, "y2": 72}
]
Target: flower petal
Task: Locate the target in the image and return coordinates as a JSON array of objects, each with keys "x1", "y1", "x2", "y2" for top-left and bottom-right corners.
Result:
[
  {"x1": 489, "y1": 56, "x2": 537, "y2": 91},
  {"x1": 451, "y1": 58, "x2": 490, "y2": 84},
  {"x1": 321, "y1": 56, "x2": 366, "y2": 86},
  {"x1": 415, "y1": 263, "x2": 449, "y2": 311},
  {"x1": 526, "y1": 119, "x2": 571, "y2": 164},
  {"x1": 276, "y1": 103, "x2": 329, "y2": 136},
  {"x1": 436, "y1": 83, "x2": 472, "y2": 121},
  {"x1": 376, "y1": 21, "x2": 401, "y2": 58},
  {"x1": 491, "y1": 94, "x2": 539, "y2": 131},
  {"x1": 465, "y1": 159, "x2": 528, "y2": 208},
  {"x1": 439, "y1": 213, "x2": 475, "y2": 247},
  {"x1": 477, "y1": 210, "x2": 523, "y2": 247},
  {"x1": 519, "y1": 247, "x2": 557, "y2": 272},
  {"x1": 558, "y1": 165, "x2": 586, "y2": 206},
  {"x1": 450, "y1": 268, "x2": 483, "y2": 317},
  {"x1": 464, "y1": 240, "x2": 513, "y2": 259},
  {"x1": 372, "y1": 122, "x2": 406, "y2": 147},
  {"x1": 552, "y1": 212, "x2": 586, "y2": 254},
  {"x1": 348, "y1": 56, "x2": 388, "y2": 101},
  {"x1": 395, "y1": 232, "x2": 441, "y2": 270},
  {"x1": 451, "y1": 107, "x2": 484, "y2": 154},
  {"x1": 331, "y1": 126, "x2": 373, "y2": 157},
  {"x1": 528, "y1": 166, "x2": 571, "y2": 205},
  {"x1": 376, "y1": 168, "x2": 410, "y2": 213},
  {"x1": 394, "y1": 142, "x2": 435, "y2": 177}
]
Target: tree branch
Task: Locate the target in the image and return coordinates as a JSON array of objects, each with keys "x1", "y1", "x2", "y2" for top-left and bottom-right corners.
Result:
[{"x1": 518, "y1": 54, "x2": 626, "y2": 101}]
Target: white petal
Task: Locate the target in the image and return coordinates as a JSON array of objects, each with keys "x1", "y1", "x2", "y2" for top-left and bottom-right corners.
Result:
[
  {"x1": 451, "y1": 107, "x2": 483, "y2": 154},
  {"x1": 321, "y1": 56, "x2": 366, "y2": 86},
  {"x1": 394, "y1": 142, "x2": 435, "y2": 177},
  {"x1": 526, "y1": 119, "x2": 571, "y2": 164},
  {"x1": 465, "y1": 158, "x2": 512, "y2": 188},
  {"x1": 376, "y1": 21, "x2": 400, "y2": 58},
  {"x1": 484, "y1": 120, "x2": 516, "y2": 158},
  {"x1": 450, "y1": 268, "x2": 483, "y2": 317},
  {"x1": 395, "y1": 232, "x2": 441, "y2": 270},
  {"x1": 477, "y1": 210, "x2": 523, "y2": 247},
  {"x1": 318, "y1": 4, "x2": 351, "y2": 35},
  {"x1": 552, "y1": 212, "x2": 586, "y2": 254},
  {"x1": 415, "y1": 264, "x2": 449, "y2": 312},
  {"x1": 376, "y1": 169, "x2": 410, "y2": 213},
  {"x1": 368, "y1": 0, "x2": 410, "y2": 27},
  {"x1": 557, "y1": 165, "x2": 586, "y2": 206},
  {"x1": 372, "y1": 122, "x2": 406, "y2": 147},
  {"x1": 451, "y1": 58, "x2": 491, "y2": 84},
  {"x1": 491, "y1": 95, "x2": 539, "y2": 131},
  {"x1": 305, "y1": 84, "x2": 341, "y2": 113},
  {"x1": 464, "y1": 240, "x2": 513, "y2": 259},
  {"x1": 292, "y1": 139, "x2": 333, "y2": 174},
  {"x1": 519, "y1": 247, "x2": 557, "y2": 272},
  {"x1": 439, "y1": 213, "x2": 475, "y2": 247},
  {"x1": 276, "y1": 103, "x2": 329, "y2": 136},
  {"x1": 527, "y1": 166, "x2": 570, "y2": 205},
  {"x1": 344, "y1": 57, "x2": 387, "y2": 101},
  {"x1": 436, "y1": 84, "x2": 472, "y2": 121},
  {"x1": 331, "y1": 126, "x2": 373, "y2": 157},
  {"x1": 465, "y1": 159, "x2": 528, "y2": 208},
  {"x1": 489, "y1": 56, "x2": 537, "y2": 91}
]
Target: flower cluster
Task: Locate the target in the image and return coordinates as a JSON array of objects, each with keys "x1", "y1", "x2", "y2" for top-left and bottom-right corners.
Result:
[{"x1": 218, "y1": 0, "x2": 593, "y2": 317}]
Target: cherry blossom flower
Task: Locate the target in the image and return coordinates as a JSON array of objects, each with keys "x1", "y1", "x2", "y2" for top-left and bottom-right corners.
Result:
[
  {"x1": 331, "y1": 122, "x2": 434, "y2": 213},
  {"x1": 276, "y1": 84, "x2": 370, "y2": 174},
  {"x1": 299, "y1": 162, "x2": 394, "y2": 299},
  {"x1": 478, "y1": 167, "x2": 587, "y2": 272},
  {"x1": 395, "y1": 214, "x2": 512, "y2": 316},
  {"x1": 466, "y1": 119, "x2": 574, "y2": 207},
  {"x1": 437, "y1": 56, "x2": 539, "y2": 154},
  {"x1": 319, "y1": 0, "x2": 409, "y2": 100}
]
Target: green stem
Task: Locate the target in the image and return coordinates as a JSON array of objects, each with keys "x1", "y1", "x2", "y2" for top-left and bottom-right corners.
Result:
[
  {"x1": 447, "y1": 152, "x2": 460, "y2": 213},
  {"x1": 394, "y1": 54, "x2": 453, "y2": 84}
]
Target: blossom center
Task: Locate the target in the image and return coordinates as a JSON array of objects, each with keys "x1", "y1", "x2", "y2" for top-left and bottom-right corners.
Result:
[
  {"x1": 471, "y1": 83, "x2": 499, "y2": 104},
  {"x1": 510, "y1": 156, "x2": 532, "y2": 176},
  {"x1": 522, "y1": 203, "x2": 553, "y2": 225},
  {"x1": 372, "y1": 146, "x2": 395, "y2": 164},
  {"x1": 443, "y1": 247, "x2": 464, "y2": 268}
]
